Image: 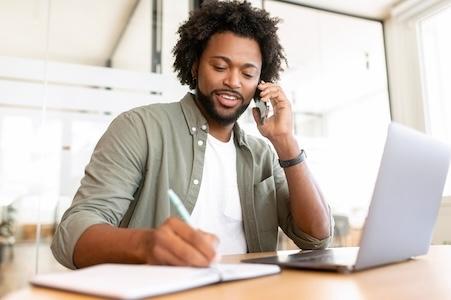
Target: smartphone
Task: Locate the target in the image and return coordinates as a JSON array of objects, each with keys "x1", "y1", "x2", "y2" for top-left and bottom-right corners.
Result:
[{"x1": 254, "y1": 93, "x2": 269, "y2": 125}]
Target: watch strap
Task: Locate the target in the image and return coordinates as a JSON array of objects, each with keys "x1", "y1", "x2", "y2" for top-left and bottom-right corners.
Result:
[{"x1": 278, "y1": 150, "x2": 306, "y2": 168}]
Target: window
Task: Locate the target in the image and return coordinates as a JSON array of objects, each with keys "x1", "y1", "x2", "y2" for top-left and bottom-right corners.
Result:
[
  {"x1": 419, "y1": 4, "x2": 451, "y2": 195},
  {"x1": 262, "y1": 1, "x2": 391, "y2": 226}
]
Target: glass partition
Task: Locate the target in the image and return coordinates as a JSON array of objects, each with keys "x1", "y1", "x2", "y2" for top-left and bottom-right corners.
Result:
[
  {"x1": 0, "y1": 0, "x2": 190, "y2": 295},
  {"x1": 0, "y1": 0, "x2": 53, "y2": 293},
  {"x1": 419, "y1": 4, "x2": 451, "y2": 196}
]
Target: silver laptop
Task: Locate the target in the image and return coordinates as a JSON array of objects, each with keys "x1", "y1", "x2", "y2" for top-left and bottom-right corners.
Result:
[{"x1": 243, "y1": 122, "x2": 451, "y2": 272}]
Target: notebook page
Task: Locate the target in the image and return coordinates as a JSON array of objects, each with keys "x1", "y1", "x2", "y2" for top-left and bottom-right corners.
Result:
[
  {"x1": 31, "y1": 264, "x2": 220, "y2": 299},
  {"x1": 215, "y1": 263, "x2": 281, "y2": 281}
]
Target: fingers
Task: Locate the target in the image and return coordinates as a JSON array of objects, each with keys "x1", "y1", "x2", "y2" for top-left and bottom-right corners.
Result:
[
  {"x1": 254, "y1": 81, "x2": 294, "y2": 140},
  {"x1": 197, "y1": 229, "x2": 221, "y2": 262},
  {"x1": 257, "y1": 82, "x2": 291, "y2": 119},
  {"x1": 150, "y1": 217, "x2": 218, "y2": 267},
  {"x1": 170, "y1": 219, "x2": 218, "y2": 263},
  {"x1": 152, "y1": 243, "x2": 186, "y2": 266},
  {"x1": 258, "y1": 81, "x2": 285, "y2": 104},
  {"x1": 196, "y1": 229, "x2": 219, "y2": 257}
]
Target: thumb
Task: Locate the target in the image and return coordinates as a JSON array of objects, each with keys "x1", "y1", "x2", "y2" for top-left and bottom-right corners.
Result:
[{"x1": 252, "y1": 107, "x2": 261, "y2": 125}]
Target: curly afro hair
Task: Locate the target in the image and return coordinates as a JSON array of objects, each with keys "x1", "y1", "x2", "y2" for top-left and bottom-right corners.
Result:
[{"x1": 173, "y1": 0, "x2": 287, "y2": 89}]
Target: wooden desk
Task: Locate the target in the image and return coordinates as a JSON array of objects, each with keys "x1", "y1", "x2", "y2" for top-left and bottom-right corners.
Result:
[{"x1": 5, "y1": 245, "x2": 451, "y2": 300}]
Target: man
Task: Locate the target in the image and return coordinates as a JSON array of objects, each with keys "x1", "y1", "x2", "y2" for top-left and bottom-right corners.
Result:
[{"x1": 52, "y1": 0, "x2": 333, "y2": 270}]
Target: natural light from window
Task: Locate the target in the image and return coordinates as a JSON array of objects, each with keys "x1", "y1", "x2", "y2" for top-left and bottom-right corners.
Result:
[
  {"x1": 262, "y1": 1, "x2": 391, "y2": 227},
  {"x1": 419, "y1": 4, "x2": 451, "y2": 196}
]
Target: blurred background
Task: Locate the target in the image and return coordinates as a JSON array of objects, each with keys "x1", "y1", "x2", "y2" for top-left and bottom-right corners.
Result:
[{"x1": 1, "y1": 0, "x2": 450, "y2": 295}]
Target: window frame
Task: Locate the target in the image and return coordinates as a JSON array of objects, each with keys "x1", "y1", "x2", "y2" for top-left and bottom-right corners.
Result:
[{"x1": 384, "y1": 0, "x2": 451, "y2": 201}]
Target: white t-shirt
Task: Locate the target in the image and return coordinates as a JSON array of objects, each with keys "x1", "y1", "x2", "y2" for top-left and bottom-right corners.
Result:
[{"x1": 190, "y1": 133, "x2": 247, "y2": 255}]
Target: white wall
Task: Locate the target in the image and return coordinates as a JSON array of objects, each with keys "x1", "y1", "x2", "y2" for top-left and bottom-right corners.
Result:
[{"x1": 112, "y1": 0, "x2": 152, "y2": 71}]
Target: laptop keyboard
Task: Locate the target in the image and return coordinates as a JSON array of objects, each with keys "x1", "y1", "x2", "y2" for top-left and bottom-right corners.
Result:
[
  {"x1": 288, "y1": 249, "x2": 331, "y2": 260},
  {"x1": 288, "y1": 249, "x2": 357, "y2": 265},
  {"x1": 299, "y1": 255, "x2": 337, "y2": 263},
  {"x1": 241, "y1": 248, "x2": 358, "y2": 268}
]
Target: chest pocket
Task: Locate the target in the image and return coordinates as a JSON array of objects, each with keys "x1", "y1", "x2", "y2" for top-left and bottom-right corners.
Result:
[{"x1": 253, "y1": 175, "x2": 278, "y2": 232}]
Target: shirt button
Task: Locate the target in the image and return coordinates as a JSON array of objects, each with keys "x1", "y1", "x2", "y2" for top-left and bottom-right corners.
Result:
[
  {"x1": 201, "y1": 124, "x2": 207, "y2": 131},
  {"x1": 198, "y1": 140, "x2": 204, "y2": 146},
  {"x1": 193, "y1": 179, "x2": 199, "y2": 185},
  {"x1": 191, "y1": 127, "x2": 197, "y2": 132}
]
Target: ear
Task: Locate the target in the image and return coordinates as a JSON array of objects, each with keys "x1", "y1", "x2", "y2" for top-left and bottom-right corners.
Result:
[{"x1": 191, "y1": 62, "x2": 198, "y2": 79}]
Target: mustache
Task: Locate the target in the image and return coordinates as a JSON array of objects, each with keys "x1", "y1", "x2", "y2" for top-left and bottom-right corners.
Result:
[{"x1": 211, "y1": 89, "x2": 243, "y2": 101}]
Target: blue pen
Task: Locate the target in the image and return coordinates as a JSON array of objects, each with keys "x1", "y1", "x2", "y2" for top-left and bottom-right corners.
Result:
[{"x1": 168, "y1": 189, "x2": 193, "y2": 226}]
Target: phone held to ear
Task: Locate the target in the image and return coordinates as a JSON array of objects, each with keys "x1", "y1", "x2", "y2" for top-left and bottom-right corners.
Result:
[{"x1": 254, "y1": 94, "x2": 269, "y2": 125}]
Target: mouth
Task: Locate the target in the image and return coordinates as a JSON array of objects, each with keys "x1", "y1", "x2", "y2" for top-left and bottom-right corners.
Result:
[{"x1": 213, "y1": 90, "x2": 243, "y2": 108}]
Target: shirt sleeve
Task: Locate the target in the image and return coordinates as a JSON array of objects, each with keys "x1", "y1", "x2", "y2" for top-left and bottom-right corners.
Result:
[
  {"x1": 51, "y1": 110, "x2": 148, "y2": 269},
  {"x1": 273, "y1": 153, "x2": 334, "y2": 250}
]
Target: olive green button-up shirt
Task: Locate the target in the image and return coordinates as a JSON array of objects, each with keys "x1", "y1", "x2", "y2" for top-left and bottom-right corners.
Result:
[{"x1": 51, "y1": 93, "x2": 332, "y2": 269}]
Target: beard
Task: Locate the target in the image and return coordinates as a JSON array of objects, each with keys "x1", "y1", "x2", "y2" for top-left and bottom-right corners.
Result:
[{"x1": 195, "y1": 86, "x2": 250, "y2": 126}]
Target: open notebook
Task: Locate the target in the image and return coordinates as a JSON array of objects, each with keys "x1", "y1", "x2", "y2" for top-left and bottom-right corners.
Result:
[{"x1": 31, "y1": 263, "x2": 280, "y2": 299}]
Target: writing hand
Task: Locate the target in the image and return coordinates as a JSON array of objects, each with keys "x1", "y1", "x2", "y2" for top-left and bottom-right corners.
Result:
[{"x1": 143, "y1": 217, "x2": 218, "y2": 267}]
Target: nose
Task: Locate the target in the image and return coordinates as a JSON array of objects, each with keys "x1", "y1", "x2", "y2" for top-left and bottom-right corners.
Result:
[{"x1": 223, "y1": 70, "x2": 241, "y2": 89}]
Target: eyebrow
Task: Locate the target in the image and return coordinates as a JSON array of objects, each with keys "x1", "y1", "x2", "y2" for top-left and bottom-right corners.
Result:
[{"x1": 210, "y1": 55, "x2": 259, "y2": 70}]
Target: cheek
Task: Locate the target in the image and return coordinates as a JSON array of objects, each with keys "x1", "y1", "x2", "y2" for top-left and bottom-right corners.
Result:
[
  {"x1": 196, "y1": 75, "x2": 210, "y2": 93},
  {"x1": 244, "y1": 81, "x2": 259, "y2": 99},
  {"x1": 197, "y1": 70, "x2": 222, "y2": 91}
]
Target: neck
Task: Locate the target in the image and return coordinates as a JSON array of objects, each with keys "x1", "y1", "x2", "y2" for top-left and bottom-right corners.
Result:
[{"x1": 208, "y1": 122, "x2": 234, "y2": 142}]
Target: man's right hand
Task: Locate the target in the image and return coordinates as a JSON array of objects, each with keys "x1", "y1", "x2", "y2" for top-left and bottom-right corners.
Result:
[
  {"x1": 73, "y1": 218, "x2": 218, "y2": 269},
  {"x1": 142, "y1": 217, "x2": 218, "y2": 267}
]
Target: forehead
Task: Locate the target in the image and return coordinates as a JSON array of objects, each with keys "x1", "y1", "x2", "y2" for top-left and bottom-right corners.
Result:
[{"x1": 201, "y1": 32, "x2": 262, "y2": 67}]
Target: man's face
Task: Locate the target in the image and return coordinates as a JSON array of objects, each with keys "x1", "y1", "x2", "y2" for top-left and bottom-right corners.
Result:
[{"x1": 195, "y1": 31, "x2": 262, "y2": 126}]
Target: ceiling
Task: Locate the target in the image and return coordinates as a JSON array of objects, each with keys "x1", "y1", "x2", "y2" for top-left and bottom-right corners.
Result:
[
  {"x1": 0, "y1": 0, "x2": 403, "y2": 115},
  {"x1": 0, "y1": 0, "x2": 138, "y2": 66},
  {"x1": 0, "y1": 0, "x2": 405, "y2": 68},
  {"x1": 282, "y1": 0, "x2": 404, "y2": 19}
]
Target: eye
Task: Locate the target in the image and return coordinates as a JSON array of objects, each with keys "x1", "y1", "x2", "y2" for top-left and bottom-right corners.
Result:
[
  {"x1": 243, "y1": 73, "x2": 254, "y2": 79},
  {"x1": 213, "y1": 65, "x2": 226, "y2": 71}
]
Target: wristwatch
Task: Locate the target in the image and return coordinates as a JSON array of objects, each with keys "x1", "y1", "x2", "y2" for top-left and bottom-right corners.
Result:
[{"x1": 278, "y1": 150, "x2": 306, "y2": 168}]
